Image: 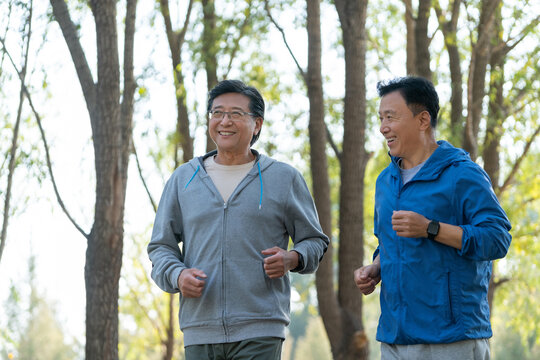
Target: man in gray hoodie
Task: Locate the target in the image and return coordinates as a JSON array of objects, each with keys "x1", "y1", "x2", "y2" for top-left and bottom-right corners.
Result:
[{"x1": 148, "y1": 79, "x2": 329, "y2": 359}]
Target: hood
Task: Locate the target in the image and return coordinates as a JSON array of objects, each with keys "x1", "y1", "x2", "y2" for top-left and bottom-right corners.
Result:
[
  {"x1": 184, "y1": 149, "x2": 276, "y2": 209},
  {"x1": 389, "y1": 140, "x2": 471, "y2": 181}
]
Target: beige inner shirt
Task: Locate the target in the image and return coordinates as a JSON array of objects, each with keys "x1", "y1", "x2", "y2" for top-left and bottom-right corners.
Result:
[{"x1": 204, "y1": 155, "x2": 255, "y2": 203}]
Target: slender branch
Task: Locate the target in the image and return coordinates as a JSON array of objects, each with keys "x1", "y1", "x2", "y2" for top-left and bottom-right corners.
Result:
[
  {"x1": 121, "y1": 0, "x2": 138, "y2": 182},
  {"x1": 402, "y1": 0, "x2": 415, "y2": 20},
  {"x1": 502, "y1": 88, "x2": 534, "y2": 120},
  {"x1": 127, "y1": 281, "x2": 165, "y2": 342},
  {"x1": 263, "y1": 0, "x2": 306, "y2": 80},
  {"x1": 496, "y1": 15, "x2": 540, "y2": 56},
  {"x1": 497, "y1": 124, "x2": 540, "y2": 195},
  {"x1": 326, "y1": 125, "x2": 342, "y2": 162},
  {"x1": 492, "y1": 277, "x2": 510, "y2": 289},
  {"x1": 0, "y1": 0, "x2": 13, "y2": 70},
  {"x1": 49, "y1": 0, "x2": 97, "y2": 117},
  {"x1": 178, "y1": 0, "x2": 194, "y2": 45},
  {"x1": 0, "y1": 1, "x2": 33, "y2": 263},
  {"x1": 225, "y1": 1, "x2": 253, "y2": 77},
  {"x1": 132, "y1": 139, "x2": 157, "y2": 213},
  {"x1": 0, "y1": 39, "x2": 88, "y2": 239}
]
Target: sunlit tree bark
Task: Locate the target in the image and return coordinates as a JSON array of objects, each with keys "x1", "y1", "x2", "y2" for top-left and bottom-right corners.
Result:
[{"x1": 49, "y1": 0, "x2": 138, "y2": 358}]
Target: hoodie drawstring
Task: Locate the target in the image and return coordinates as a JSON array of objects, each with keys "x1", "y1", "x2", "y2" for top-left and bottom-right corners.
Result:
[
  {"x1": 184, "y1": 162, "x2": 263, "y2": 209},
  {"x1": 184, "y1": 165, "x2": 200, "y2": 189},
  {"x1": 257, "y1": 162, "x2": 263, "y2": 210}
]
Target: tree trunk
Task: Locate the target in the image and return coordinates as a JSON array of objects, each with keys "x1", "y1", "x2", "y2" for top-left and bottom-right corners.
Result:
[
  {"x1": 415, "y1": 0, "x2": 432, "y2": 80},
  {"x1": 334, "y1": 1, "x2": 370, "y2": 358},
  {"x1": 50, "y1": 0, "x2": 137, "y2": 358},
  {"x1": 202, "y1": 0, "x2": 218, "y2": 153},
  {"x1": 305, "y1": 0, "x2": 342, "y2": 353},
  {"x1": 403, "y1": 0, "x2": 416, "y2": 75},
  {"x1": 434, "y1": 0, "x2": 463, "y2": 145},
  {"x1": 483, "y1": 4, "x2": 504, "y2": 317},
  {"x1": 159, "y1": 0, "x2": 194, "y2": 165},
  {"x1": 463, "y1": 0, "x2": 500, "y2": 160}
]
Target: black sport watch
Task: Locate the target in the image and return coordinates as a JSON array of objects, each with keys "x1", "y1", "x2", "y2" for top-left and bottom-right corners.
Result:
[{"x1": 427, "y1": 220, "x2": 440, "y2": 240}]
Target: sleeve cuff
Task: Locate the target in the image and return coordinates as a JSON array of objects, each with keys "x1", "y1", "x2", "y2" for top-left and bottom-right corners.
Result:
[{"x1": 290, "y1": 251, "x2": 305, "y2": 272}]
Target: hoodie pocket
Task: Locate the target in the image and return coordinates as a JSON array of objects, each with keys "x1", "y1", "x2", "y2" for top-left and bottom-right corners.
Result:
[
  {"x1": 226, "y1": 258, "x2": 278, "y2": 319},
  {"x1": 446, "y1": 271, "x2": 455, "y2": 323}
]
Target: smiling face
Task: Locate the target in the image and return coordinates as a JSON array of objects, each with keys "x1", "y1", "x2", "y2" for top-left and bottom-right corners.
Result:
[
  {"x1": 209, "y1": 93, "x2": 262, "y2": 162},
  {"x1": 378, "y1": 91, "x2": 424, "y2": 162}
]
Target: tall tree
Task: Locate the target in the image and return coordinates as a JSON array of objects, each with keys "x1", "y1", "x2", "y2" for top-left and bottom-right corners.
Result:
[
  {"x1": 159, "y1": 0, "x2": 194, "y2": 165},
  {"x1": 463, "y1": 0, "x2": 500, "y2": 160},
  {"x1": 434, "y1": 0, "x2": 463, "y2": 144},
  {"x1": 481, "y1": 3, "x2": 540, "y2": 312},
  {"x1": 423, "y1": 0, "x2": 540, "y2": 323},
  {"x1": 201, "y1": 0, "x2": 219, "y2": 152},
  {"x1": 49, "y1": 0, "x2": 138, "y2": 359},
  {"x1": 266, "y1": 0, "x2": 369, "y2": 357},
  {"x1": 333, "y1": 1, "x2": 370, "y2": 358},
  {"x1": 403, "y1": 0, "x2": 432, "y2": 79},
  {"x1": 304, "y1": 0, "x2": 339, "y2": 355}
]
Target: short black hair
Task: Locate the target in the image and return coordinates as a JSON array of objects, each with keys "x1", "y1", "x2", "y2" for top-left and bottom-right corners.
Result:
[
  {"x1": 207, "y1": 79, "x2": 265, "y2": 146},
  {"x1": 376, "y1": 76, "x2": 440, "y2": 128}
]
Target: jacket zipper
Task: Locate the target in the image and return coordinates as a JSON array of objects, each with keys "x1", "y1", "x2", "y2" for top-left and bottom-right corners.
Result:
[
  {"x1": 221, "y1": 201, "x2": 229, "y2": 340},
  {"x1": 396, "y1": 174, "x2": 404, "y2": 330}
]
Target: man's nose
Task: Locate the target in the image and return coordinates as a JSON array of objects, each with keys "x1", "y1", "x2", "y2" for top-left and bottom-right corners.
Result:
[
  {"x1": 380, "y1": 120, "x2": 388, "y2": 134},
  {"x1": 220, "y1": 114, "x2": 233, "y2": 125}
]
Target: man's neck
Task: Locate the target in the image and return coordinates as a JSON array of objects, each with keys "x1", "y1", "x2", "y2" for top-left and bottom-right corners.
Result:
[
  {"x1": 215, "y1": 150, "x2": 255, "y2": 165},
  {"x1": 401, "y1": 140, "x2": 438, "y2": 169}
]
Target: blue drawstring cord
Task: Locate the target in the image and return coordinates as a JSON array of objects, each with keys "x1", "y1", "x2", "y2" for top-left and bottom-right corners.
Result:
[
  {"x1": 184, "y1": 165, "x2": 200, "y2": 189},
  {"x1": 257, "y1": 162, "x2": 263, "y2": 209}
]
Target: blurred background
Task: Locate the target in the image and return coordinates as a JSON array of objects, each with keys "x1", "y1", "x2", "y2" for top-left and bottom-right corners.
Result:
[{"x1": 0, "y1": 0, "x2": 538, "y2": 359}]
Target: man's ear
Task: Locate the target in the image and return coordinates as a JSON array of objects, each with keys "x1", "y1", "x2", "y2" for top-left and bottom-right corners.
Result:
[
  {"x1": 418, "y1": 111, "x2": 431, "y2": 131},
  {"x1": 254, "y1": 117, "x2": 263, "y2": 135}
]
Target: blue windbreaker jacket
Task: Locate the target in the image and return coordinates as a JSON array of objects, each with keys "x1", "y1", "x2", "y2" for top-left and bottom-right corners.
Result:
[{"x1": 374, "y1": 140, "x2": 511, "y2": 345}]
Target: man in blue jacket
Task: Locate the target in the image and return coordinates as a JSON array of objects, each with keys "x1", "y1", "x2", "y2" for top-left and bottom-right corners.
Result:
[
  {"x1": 148, "y1": 79, "x2": 328, "y2": 359},
  {"x1": 354, "y1": 76, "x2": 511, "y2": 360}
]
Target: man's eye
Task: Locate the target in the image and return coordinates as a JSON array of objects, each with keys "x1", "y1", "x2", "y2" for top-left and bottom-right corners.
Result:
[
  {"x1": 231, "y1": 111, "x2": 243, "y2": 118},
  {"x1": 213, "y1": 110, "x2": 224, "y2": 116}
]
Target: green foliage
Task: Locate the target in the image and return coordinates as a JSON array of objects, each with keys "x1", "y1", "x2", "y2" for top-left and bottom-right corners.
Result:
[
  {"x1": 187, "y1": 0, "x2": 272, "y2": 79},
  {"x1": 0, "y1": 255, "x2": 80, "y2": 359},
  {"x1": 494, "y1": 153, "x2": 540, "y2": 349},
  {"x1": 291, "y1": 317, "x2": 332, "y2": 360},
  {"x1": 119, "y1": 230, "x2": 184, "y2": 360},
  {"x1": 492, "y1": 311, "x2": 540, "y2": 360}
]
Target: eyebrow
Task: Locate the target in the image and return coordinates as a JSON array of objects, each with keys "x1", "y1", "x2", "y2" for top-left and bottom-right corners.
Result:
[
  {"x1": 212, "y1": 105, "x2": 247, "y2": 111},
  {"x1": 379, "y1": 109, "x2": 397, "y2": 116}
]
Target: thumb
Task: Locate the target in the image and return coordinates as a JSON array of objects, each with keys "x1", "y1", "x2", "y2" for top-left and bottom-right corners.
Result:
[
  {"x1": 261, "y1": 247, "x2": 279, "y2": 255},
  {"x1": 359, "y1": 267, "x2": 370, "y2": 279},
  {"x1": 192, "y1": 269, "x2": 207, "y2": 279}
]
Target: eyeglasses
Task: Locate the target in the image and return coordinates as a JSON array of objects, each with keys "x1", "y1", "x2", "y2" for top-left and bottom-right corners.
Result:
[{"x1": 208, "y1": 110, "x2": 256, "y2": 121}]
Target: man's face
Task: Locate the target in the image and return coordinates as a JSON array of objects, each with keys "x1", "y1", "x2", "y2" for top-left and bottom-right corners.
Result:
[
  {"x1": 209, "y1": 93, "x2": 262, "y2": 156},
  {"x1": 378, "y1": 91, "x2": 422, "y2": 160}
]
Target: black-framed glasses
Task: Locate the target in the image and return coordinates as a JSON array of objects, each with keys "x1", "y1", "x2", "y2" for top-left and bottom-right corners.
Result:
[{"x1": 208, "y1": 110, "x2": 256, "y2": 121}]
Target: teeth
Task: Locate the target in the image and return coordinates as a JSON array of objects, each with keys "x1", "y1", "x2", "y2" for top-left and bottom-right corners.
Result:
[{"x1": 220, "y1": 131, "x2": 234, "y2": 136}]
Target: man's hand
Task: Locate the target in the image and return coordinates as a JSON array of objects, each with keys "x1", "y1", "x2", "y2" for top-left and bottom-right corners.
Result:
[
  {"x1": 354, "y1": 259, "x2": 381, "y2": 295},
  {"x1": 391, "y1": 210, "x2": 430, "y2": 238},
  {"x1": 262, "y1": 247, "x2": 298, "y2": 279},
  {"x1": 177, "y1": 268, "x2": 207, "y2": 298}
]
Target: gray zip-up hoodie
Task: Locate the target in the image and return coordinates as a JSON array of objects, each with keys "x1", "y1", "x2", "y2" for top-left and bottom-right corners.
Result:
[{"x1": 148, "y1": 150, "x2": 329, "y2": 346}]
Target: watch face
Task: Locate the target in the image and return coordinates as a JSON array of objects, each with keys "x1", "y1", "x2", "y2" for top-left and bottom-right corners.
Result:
[{"x1": 428, "y1": 221, "x2": 439, "y2": 236}]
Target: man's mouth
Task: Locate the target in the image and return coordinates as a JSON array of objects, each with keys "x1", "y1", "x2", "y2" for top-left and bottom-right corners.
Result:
[
  {"x1": 219, "y1": 131, "x2": 235, "y2": 136},
  {"x1": 386, "y1": 137, "x2": 396, "y2": 145}
]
